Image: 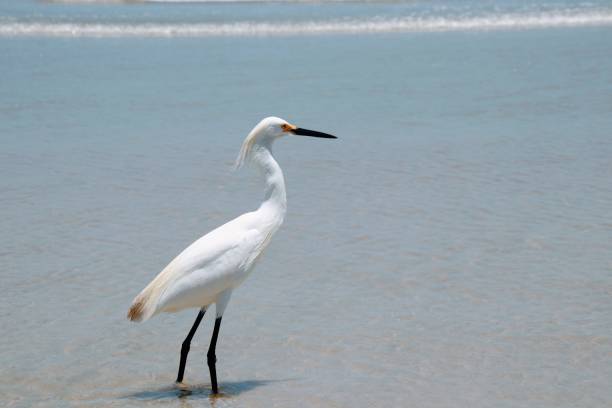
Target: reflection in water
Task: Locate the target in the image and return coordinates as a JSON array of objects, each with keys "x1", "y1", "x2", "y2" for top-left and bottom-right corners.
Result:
[{"x1": 125, "y1": 379, "x2": 285, "y2": 402}]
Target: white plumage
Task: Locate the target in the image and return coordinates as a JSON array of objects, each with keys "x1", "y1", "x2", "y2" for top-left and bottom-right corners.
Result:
[
  {"x1": 128, "y1": 117, "x2": 289, "y2": 321},
  {"x1": 126, "y1": 116, "x2": 336, "y2": 393}
]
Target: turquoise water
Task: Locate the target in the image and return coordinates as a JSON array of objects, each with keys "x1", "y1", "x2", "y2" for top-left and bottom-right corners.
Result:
[{"x1": 1, "y1": 1, "x2": 612, "y2": 407}]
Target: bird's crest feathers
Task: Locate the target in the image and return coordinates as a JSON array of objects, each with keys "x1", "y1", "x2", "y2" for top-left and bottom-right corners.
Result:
[
  {"x1": 235, "y1": 116, "x2": 286, "y2": 169},
  {"x1": 235, "y1": 130, "x2": 257, "y2": 169}
]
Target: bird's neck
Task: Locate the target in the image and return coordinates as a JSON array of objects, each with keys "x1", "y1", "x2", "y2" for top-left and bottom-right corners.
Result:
[{"x1": 251, "y1": 143, "x2": 287, "y2": 222}]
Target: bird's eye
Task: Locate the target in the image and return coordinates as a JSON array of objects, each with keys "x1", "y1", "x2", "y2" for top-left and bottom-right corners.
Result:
[{"x1": 280, "y1": 123, "x2": 297, "y2": 133}]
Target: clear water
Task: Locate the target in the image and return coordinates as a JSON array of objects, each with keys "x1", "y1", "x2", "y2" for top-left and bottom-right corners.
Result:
[{"x1": 1, "y1": 1, "x2": 612, "y2": 407}]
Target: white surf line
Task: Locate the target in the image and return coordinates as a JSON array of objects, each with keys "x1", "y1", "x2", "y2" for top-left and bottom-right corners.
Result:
[{"x1": 2, "y1": 12, "x2": 612, "y2": 37}]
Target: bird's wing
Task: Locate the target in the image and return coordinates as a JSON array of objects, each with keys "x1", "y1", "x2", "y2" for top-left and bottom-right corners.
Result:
[{"x1": 128, "y1": 213, "x2": 262, "y2": 321}]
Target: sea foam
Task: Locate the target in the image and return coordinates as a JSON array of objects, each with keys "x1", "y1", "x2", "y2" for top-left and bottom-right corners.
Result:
[{"x1": 2, "y1": 11, "x2": 612, "y2": 37}]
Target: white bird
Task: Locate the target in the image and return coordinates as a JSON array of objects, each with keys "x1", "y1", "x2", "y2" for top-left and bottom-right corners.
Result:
[{"x1": 127, "y1": 116, "x2": 336, "y2": 394}]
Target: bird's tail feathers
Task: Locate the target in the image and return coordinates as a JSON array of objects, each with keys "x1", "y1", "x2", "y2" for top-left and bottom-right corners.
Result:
[
  {"x1": 128, "y1": 263, "x2": 179, "y2": 322},
  {"x1": 127, "y1": 288, "x2": 156, "y2": 322}
]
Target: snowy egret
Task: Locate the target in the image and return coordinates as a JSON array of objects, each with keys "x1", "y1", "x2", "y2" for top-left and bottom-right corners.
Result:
[{"x1": 127, "y1": 116, "x2": 336, "y2": 394}]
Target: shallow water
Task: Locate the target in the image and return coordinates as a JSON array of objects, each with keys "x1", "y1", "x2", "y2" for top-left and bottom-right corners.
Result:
[{"x1": 1, "y1": 1, "x2": 612, "y2": 407}]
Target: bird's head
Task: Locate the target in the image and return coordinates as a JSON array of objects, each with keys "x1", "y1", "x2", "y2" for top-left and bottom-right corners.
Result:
[{"x1": 236, "y1": 116, "x2": 337, "y2": 168}]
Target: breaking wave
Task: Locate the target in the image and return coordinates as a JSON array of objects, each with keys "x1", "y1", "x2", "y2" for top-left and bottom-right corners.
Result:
[{"x1": 2, "y1": 11, "x2": 612, "y2": 37}]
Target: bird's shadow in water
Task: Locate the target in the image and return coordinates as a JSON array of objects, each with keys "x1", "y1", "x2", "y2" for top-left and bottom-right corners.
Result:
[{"x1": 124, "y1": 378, "x2": 291, "y2": 401}]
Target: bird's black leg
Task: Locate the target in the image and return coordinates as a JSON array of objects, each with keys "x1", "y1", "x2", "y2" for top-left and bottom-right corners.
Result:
[
  {"x1": 207, "y1": 316, "x2": 223, "y2": 394},
  {"x1": 176, "y1": 308, "x2": 206, "y2": 383}
]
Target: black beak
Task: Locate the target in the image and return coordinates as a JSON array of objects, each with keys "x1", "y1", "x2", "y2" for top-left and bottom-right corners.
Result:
[{"x1": 292, "y1": 127, "x2": 337, "y2": 139}]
